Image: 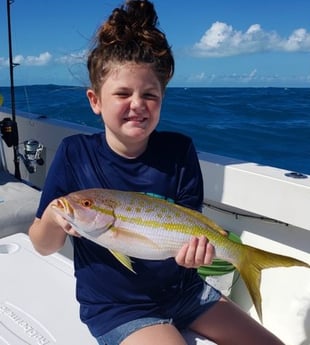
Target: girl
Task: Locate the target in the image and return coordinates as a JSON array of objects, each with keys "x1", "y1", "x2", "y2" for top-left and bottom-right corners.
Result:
[{"x1": 29, "y1": 1, "x2": 284, "y2": 344}]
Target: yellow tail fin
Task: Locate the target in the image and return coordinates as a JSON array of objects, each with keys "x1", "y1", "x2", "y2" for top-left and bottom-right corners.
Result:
[{"x1": 236, "y1": 244, "x2": 310, "y2": 323}]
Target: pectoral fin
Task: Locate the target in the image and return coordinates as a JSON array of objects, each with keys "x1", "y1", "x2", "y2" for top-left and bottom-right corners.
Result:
[
  {"x1": 109, "y1": 249, "x2": 136, "y2": 274},
  {"x1": 107, "y1": 227, "x2": 160, "y2": 273},
  {"x1": 110, "y1": 227, "x2": 160, "y2": 249}
]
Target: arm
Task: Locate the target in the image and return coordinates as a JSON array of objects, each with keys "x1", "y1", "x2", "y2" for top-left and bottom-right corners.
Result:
[
  {"x1": 29, "y1": 200, "x2": 80, "y2": 255},
  {"x1": 28, "y1": 202, "x2": 68, "y2": 255},
  {"x1": 28, "y1": 138, "x2": 79, "y2": 255}
]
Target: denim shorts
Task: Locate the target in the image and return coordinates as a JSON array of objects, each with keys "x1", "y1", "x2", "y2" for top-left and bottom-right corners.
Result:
[{"x1": 95, "y1": 281, "x2": 221, "y2": 345}]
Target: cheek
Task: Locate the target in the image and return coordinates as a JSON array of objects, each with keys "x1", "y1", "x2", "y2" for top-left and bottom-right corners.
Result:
[
  {"x1": 150, "y1": 103, "x2": 162, "y2": 120},
  {"x1": 102, "y1": 102, "x2": 128, "y2": 120}
]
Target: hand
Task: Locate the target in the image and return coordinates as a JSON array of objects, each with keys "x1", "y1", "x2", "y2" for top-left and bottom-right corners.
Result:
[
  {"x1": 49, "y1": 201, "x2": 81, "y2": 238},
  {"x1": 175, "y1": 236, "x2": 215, "y2": 268},
  {"x1": 61, "y1": 221, "x2": 81, "y2": 238}
]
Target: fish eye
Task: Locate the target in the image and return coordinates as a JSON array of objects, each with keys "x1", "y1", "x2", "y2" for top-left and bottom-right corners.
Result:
[{"x1": 81, "y1": 199, "x2": 93, "y2": 208}]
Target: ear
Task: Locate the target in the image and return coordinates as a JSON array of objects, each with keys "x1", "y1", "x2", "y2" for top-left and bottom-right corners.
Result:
[{"x1": 87, "y1": 89, "x2": 101, "y2": 115}]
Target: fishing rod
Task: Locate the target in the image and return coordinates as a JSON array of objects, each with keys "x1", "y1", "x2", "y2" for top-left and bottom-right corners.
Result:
[
  {"x1": 1, "y1": 0, "x2": 44, "y2": 176},
  {"x1": 0, "y1": 0, "x2": 21, "y2": 179}
]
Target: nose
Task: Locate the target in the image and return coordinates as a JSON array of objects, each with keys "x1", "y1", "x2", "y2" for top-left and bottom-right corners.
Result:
[{"x1": 130, "y1": 95, "x2": 146, "y2": 110}]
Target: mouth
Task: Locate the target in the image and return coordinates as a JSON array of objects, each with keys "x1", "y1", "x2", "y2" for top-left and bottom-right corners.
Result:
[
  {"x1": 124, "y1": 116, "x2": 147, "y2": 123},
  {"x1": 52, "y1": 197, "x2": 74, "y2": 219}
]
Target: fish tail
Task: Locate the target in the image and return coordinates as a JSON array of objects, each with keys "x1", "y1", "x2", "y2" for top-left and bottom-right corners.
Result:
[{"x1": 235, "y1": 244, "x2": 310, "y2": 323}]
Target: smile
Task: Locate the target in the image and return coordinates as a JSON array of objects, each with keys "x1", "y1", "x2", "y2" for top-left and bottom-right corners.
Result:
[{"x1": 124, "y1": 117, "x2": 147, "y2": 123}]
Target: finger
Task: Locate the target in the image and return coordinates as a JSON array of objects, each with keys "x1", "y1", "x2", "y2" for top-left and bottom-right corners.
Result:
[
  {"x1": 203, "y1": 241, "x2": 215, "y2": 265},
  {"x1": 64, "y1": 223, "x2": 72, "y2": 231},
  {"x1": 67, "y1": 229, "x2": 81, "y2": 237},
  {"x1": 175, "y1": 242, "x2": 189, "y2": 266},
  {"x1": 71, "y1": 231, "x2": 82, "y2": 238},
  {"x1": 194, "y1": 236, "x2": 208, "y2": 266},
  {"x1": 184, "y1": 237, "x2": 199, "y2": 267},
  {"x1": 63, "y1": 223, "x2": 81, "y2": 237}
]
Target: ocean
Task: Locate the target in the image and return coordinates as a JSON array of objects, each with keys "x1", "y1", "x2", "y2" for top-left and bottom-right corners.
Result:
[{"x1": 1, "y1": 85, "x2": 309, "y2": 175}]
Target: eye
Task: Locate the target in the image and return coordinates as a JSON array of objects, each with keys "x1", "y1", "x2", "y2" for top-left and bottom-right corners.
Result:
[
  {"x1": 81, "y1": 199, "x2": 93, "y2": 208},
  {"x1": 113, "y1": 89, "x2": 130, "y2": 98},
  {"x1": 115, "y1": 92, "x2": 129, "y2": 98},
  {"x1": 143, "y1": 93, "x2": 159, "y2": 100}
]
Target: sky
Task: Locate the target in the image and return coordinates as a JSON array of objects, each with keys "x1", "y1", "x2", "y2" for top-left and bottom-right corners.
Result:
[{"x1": 0, "y1": 0, "x2": 310, "y2": 87}]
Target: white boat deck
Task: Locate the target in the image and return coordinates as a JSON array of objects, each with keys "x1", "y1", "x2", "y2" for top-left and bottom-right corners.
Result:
[
  {"x1": 0, "y1": 171, "x2": 41, "y2": 238},
  {"x1": 0, "y1": 233, "x2": 97, "y2": 345}
]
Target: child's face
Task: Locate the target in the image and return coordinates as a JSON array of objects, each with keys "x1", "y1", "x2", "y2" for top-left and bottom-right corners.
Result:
[{"x1": 87, "y1": 62, "x2": 163, "y2": 157}]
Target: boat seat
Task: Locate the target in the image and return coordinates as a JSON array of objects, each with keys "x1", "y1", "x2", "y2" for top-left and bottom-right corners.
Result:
[
  {"x1": 0, "y1": 170, "x2": 41, "y2": 237},
  {"x1": 0, "y1": 233, "x2": 217, "y2": 345}
]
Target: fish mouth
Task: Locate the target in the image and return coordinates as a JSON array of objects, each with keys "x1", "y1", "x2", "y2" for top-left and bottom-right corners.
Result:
[{"x1": 52, "y1": 197, "x2": 74, "y2": 220}]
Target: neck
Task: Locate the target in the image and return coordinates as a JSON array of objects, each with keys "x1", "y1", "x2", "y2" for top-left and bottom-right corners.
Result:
[{"x1": 106, "y1": 134, "x2": 149, "y2": 159}]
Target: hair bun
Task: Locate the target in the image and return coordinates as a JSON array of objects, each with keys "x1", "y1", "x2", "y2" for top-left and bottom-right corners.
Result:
[
  {"x1": 125, "y1": 0, "x2": 158, "y2": 29},
  {"x1": 88, "y1": 0, "x2": 174, "y2": 93},
  {"x1": 98, "y1": 0, "x2": 158, "y2": 44}
]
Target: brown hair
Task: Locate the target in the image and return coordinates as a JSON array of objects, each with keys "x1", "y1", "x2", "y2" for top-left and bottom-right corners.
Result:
[{"x1": 87, "y1": 0, "x2": 174, "y2": 94}]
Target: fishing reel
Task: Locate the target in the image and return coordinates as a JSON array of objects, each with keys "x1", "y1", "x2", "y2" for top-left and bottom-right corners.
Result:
[
  {"x1": 1, "y1": 118, "x2": 44, "y2": 173},
  {"x1": 19, "y1": 139, "x2": 44, "y2": 173}
]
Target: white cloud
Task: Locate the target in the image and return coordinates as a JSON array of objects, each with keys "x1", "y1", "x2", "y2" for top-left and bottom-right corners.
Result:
[
  {"x1": 194, "y1": 72, "x2": 206, "y2": 80},
  {"x1": 179, "y1": 69, "x2": 310, "y2": 87},
  {"x1": 242, "y1": 69, "x2": 258, "y2": 82},
  {"x1": 193, "y1": 22, "x2": 310, "y2": 57},
  {"x1": 0, "y1": 52, "x2": 52, "y2": 67},
  {"x1": 283, "y1": 28, "x2": 310, "y2": 51},
  {"x1": 14, "y1": 52, "x2": 52, "y2": 66},
  {"x1": 0, "y1": 57, "x2": 7, "y2": 67},
  {"x1": 0, "y1": 50, "x2": 87, "y2": 68},
  {"x1": 55, "y1": 50, "x2": 87, "y2": 64},
  {"x1": 187, "y1": 69, "x2": 259, "y2": 84}
]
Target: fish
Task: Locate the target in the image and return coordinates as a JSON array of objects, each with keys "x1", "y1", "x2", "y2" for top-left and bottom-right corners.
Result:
[{"x1": 52, "y1": 188, "x2": 310, "y2": 322}]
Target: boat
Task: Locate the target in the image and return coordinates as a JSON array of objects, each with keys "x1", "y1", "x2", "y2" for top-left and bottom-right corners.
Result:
[
  {"x1": 1, "y1": 2, "x2": 309, "y2": 344},
  {"x1": 1, "y1": 105, "x2": 310, "y2": 345}
]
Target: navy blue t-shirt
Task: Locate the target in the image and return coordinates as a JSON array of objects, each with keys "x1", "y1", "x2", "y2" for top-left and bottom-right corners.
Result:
[{"x1": 36, "y1": 130, "x2": 205, "y2": 337}]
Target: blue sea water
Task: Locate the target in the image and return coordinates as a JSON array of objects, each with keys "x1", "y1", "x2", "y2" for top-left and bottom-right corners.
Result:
[{"x1": 1, "y1": 85, "x2": 309, "y2": 175}]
